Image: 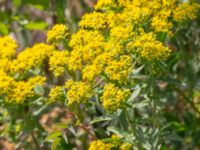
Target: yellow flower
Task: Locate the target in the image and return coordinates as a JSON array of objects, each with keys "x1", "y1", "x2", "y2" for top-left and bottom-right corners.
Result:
[
  {"x1": 6, "y1": 76, "x2": 46, "y2": 103},
  {"x1": 0, "y1": 36, "x2": 17, "y2": 59},
  {"x1": 101, "y1": 83, "x2": 130, "y2": 111},
  {"x1": 94, "y1": 0, "x2": 117, "y2": 10},
  {"x1": 82, "y1": 64, "x2": 101, "y2": 82},
  {"x1": 0, "y1": 70, "x2": 15, "y2": 95},
  {"x1": 68, "y1": 30, "x2": 105, "y2": 71},
  {"x1": 49, "y1": 50, "x2": 69, "y2": 77},
  {"x1": 65, "y1": 80, "x2": 93, "y2": 105},
  {"x1": 89, "y1": 140, "x2": 112, "y2": 150},
  {"x1": 173, "y1": 3, "x2": 200, "y2": 22},
  {"x1": 151, "y1": 9, "x2": 172, "y2": 33},
  {"x1": 110, "y1": 25, "x2": 133, "y2": 43},
  {"x1": 49, "y1": 86, "x2": 64, "y2": 103},
  {"x1": 120, "y1": 142, "x2": 132, "y2": 150},
  {"x1": 47, "y1": 24, "x2": 69, "y2": 44},
  {"x1": 0, "y1": 58, "x2": 12, "y2": 73},
  {"x1": 128, "y1": 32, "x2": 171, "y2": 61},
  {"x1": 11, "y1": 43, "x2": 54, "y2": 73},
  {"x1": 79, "y1": 12, "x2": 107, "y2": 29},
  {"x1": 105, "y1": 55, "x2": 132, "y2": 83}
]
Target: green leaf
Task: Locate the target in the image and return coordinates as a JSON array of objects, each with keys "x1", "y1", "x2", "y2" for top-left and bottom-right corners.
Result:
[
  {"x1": 54, "y1": 123, "x2": 68, "y2": 129},
  {"x1": 136, "y1": 127, "x2": 146, "y2": 144},
  {"x1": 132, "y1": 100, "x2": 149, "y2": 108},
  {"x1": 0, "y1": 22, "x2": 9, "y2": 35},
  {"x1": 33, "y1": 104, "x2": 48, "y2": 116},
  {"x1": 34, "y1": 84, "x2": 44, "y2": 95},
  {"x1": 24, "y1": 22, "x2": 48, "y2": 31},
  {"x1": 56, "y1": 0, "x2": 67, "y2": 22},
  {"x1": 107, "y1": 126, "x2": 127, "y2": 136},
  {"x1": 127, "y1": 86, "x2": 141, "y2": 103},
  {"x1": 51, "y1": 138, "x2": 61, "y2": 150},
  {"x1": 46, "y1": 131, "x2": 62, "y2": 141},
  {"x1": 90, "y1": 115, "x2": 118, "y2": 124}
]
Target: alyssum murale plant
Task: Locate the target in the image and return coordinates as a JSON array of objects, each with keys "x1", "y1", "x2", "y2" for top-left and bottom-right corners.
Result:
[{"x1": 0, "y1": 0, "x2": 199, "y2": 149}]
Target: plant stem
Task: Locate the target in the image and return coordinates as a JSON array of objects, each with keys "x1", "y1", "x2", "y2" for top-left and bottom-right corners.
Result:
[{"x1": 31, "y1": 132, "x2": 41, "y2": 150}]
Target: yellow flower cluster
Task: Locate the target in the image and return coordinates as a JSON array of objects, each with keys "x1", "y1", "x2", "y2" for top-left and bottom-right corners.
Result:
[
  {"x1": 68, "y1": 29, "x2": 105, "y2": 71},
  {"x1": 0, "y1": 70, "x2": 15, "y2": 95},
  {"x1": 105, "y1": 55, "x2": 132, "y2": 83},
  {"x1": 0, "y1": 0, "x2": 199, "y2": 110},
  {"x1": 111, "y1": 134, "x2": 132, "y2": 150},
  {"x1": 89, "y1": 135, "x2": 132, "y2": 150},
  {"x1": 119, "y1": 142, "x2": 132, "y2": 150},
  {"x1": 11, "y1": 43, "x2": 54, "y2": 73},
  {"x1": 0, "y1": 36, "x2": 48, "y2": 104},
  {"x1": 49, "y1": 86, "x2": 64, "y2": 103},
  {"x1": 151, "y1": 9, "x2": 173, "y2": 33},
  {"x1": 49, "y1": 50, "x2": 69, "y2": 77},
  {"x1": 89, "y1": 140, "x2": 112, "y2": 150},
  {"x1": 128, "y1": 32, "x2": 171, "y2": 61},
  {"x1": 65, "y1": 80, "x2": 93, "y2": 105},
  {"x1": 101, "y1": 83, "x2": 130, "y2": 111},
  {"x1": 6, "y1": 76, "x2": 46, "y2": 103},
  {"x1": 0, "y1": 36, "x2": 17, "y2": 59},
  {"x1": 174, "y1": 3, "x2": 200, "y2": 22},
  {"x1": 0, "y1": 36, "x2": 17, "y2": 73},
  {"x1": 64, "y1": 0, "x2": 200, "y2": 109},
  {"x1": 79, "y1": 12, "x2": 107, "y2": 29},
  {"x1": 47, "y1": 24, "x2": 69, "y2": 44},
  {"x1": 94, "y1": 0, "x2": 117, "y2": 10}
]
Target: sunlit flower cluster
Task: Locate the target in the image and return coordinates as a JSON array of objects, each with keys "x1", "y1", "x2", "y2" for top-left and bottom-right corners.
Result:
[
  {"x1": 89, "y1": 135, "x2": 132, "y2": 150},
  {"x1": 101, "y1": 83, "x2": 130, "y2": 111},
  {"x1": 65, "y1": 80, "x2": 93, "y2": 105},
  {"x1": 0, "y1": 0, "x2": 199, "y2": 112},
  {"x1": 49, "y1": 50, "x2": 69, "y2": 77},
  {"x1": 11, "y1": 43, "x2": 54, "y2": 73},
  {"x1": 49, "y1": 86, "x2": 65, "y2": 103},
  {"x1": 89, "y1": 140, "x2": 112, "y2": 150},
  {"x1": 0, "y1": 36, "x2": 17, "y2": 59},
  {"x1": 6, "y1": 76, "x2": 46, "y2": 103},
  {"x1": 47, "y1": 24, "x2": 69, "y2": 44},
  {"x1": 128, "y1": 32, "x2": 171, "y2": 61},
  {"x1": 174, "y1": 3, "x2": 200, "y2": 22}
]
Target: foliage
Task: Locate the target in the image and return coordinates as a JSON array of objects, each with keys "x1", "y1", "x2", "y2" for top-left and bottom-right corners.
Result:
[{"x1": 0, "y1": 0, "x2": 200, "y2": 150}]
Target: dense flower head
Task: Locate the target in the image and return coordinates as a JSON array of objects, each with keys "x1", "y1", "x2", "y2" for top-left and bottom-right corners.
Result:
[
  {"x1": 173, "y1": 3, "x2": 200, "y2": 22},
  {"x1": 119, "y1": 142, "x2": 132, "y2": 150},
  {"x1": 79, "y1": 12, "x2": 107, "y2": 29},
  {"x1": 6, "y1": 76, "x2": 46, "y2": 103},
  {"x1": 11, "y1": 43, "x2": 54, "y2": 73},
  {"x1": 128, "y1": 32, "x2": 171, "y2": 61},
  {"x1": 49, "y1": 86, "x2": 64, "y2": 103},
  {"x1": 94, "y1": 0, "x2": 117, "y2": 10},
  {"x1": 47, "y1": 24, "x2": 69, "y2": 44},
  {"x1": 49, "y1": 50, "x2": 69, "y2": 77},
  {"x1": 151, "y1": 9, "x2": 173, "y2": 33},
  {"x1": 0, "y1": 58, "x2": 12, "y2": 73},
  {"x1": 0, "y1": 70, "x2": 15, "y2": 95},
  {"x1": 101, "y1": 83, "x2": 130, "y2": 111},
  {"x1": 65, "y1": 80, "x2": 93, "y2": 105},
  {"x1": 68, "y1": 30, "x2": 105, "y2": 71},
  {"x1": 89, "y1": 140, "x2": 112, "y2": 150},
  {"x1": 89, "y1": 136, "x2": 132, "y2": 150},
  {"x1": 110, "y1": 24, "x2": 133, "y2": 43},
  {"x1": 82, "y1": 64, "x2": 101, "y2": 82},
  {"x1": 105, "y1": 55, "x2": 132, "y2": 83},
  {"x1": 0, "y1": 36, "x2": 17, "y2": 59}
]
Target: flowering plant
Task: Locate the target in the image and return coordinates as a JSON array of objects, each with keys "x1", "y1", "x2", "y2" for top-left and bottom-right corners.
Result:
[{"x1": 0, "y1": 0, "x2": 200, "y2": 149}]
